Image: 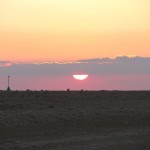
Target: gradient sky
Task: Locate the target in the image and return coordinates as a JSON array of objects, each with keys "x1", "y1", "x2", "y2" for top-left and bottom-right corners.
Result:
[
  {"x1": 0, "y1": 1, "x2": 150, "y2": 90},
  {"x1": 0, "y1": 0, "x2": 150, "y2": 62}
]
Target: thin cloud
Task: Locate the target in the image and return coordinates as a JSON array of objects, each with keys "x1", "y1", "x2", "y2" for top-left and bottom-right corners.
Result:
[
  {"x1": 0, "y1": 56, "x2": 150, "y2": 76},
  {"x1": 0, "y1": 61, "x2": 12, "y2": 67}
]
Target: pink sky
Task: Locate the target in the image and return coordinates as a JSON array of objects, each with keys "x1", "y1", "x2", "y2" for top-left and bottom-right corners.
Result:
[
  {"x1": 1, "y1": 75, "x2": 150, "y2": 91},
  {"x1": 0, "y1": 56, "x2": 150, "y2": 90}
]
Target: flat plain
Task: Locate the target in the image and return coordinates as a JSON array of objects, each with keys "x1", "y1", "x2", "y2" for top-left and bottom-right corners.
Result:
[{"x1": 0, "y1": 90, "x2": 150, "y2": 150}]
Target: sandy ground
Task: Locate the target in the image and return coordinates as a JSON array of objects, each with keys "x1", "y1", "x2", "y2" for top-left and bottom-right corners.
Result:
[{"x1": 0, "y1": 91, "x2": 150, "y2": 150}]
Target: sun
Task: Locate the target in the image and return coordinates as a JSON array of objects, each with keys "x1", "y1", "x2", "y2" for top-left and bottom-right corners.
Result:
[{"x1": 73, "y1": 75, "x2": 88, "y2": 80}]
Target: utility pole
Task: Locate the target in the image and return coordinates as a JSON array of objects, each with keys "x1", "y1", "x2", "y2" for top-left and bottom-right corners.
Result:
[{"x1": 7, "y1": 76, "x2": 11, "y2": 91}]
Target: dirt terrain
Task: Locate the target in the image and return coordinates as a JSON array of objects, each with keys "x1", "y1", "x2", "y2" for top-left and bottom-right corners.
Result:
[{"x1": 0, "y1": 91, "x2": 150, "y2": 150}]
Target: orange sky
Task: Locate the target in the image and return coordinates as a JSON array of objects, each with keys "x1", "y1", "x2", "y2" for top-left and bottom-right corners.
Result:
[{"x1": 0, "y1": 0, "x2": 150, "y2": 62}]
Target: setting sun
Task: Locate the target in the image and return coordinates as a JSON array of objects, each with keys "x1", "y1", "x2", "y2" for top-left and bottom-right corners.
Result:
[{"x1": 73, "y1": 75, "x2": 88, "y2": 80}]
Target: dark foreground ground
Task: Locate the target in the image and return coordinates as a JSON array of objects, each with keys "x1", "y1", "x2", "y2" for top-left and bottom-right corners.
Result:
[{"x1": 0, "y1": 90, "x2": 150, "y2": 150}]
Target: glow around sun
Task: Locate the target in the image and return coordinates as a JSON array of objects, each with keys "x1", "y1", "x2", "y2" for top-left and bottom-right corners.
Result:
[{"x1": 73, "y1": 75, "x2": 88, "y2": 80}]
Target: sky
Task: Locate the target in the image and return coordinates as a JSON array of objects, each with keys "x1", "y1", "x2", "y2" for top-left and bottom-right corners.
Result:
[
  {"x1": 0, "y1": 56, "x2": 150, "y2": 90},
  {"x1": 0, "y1": 0, "x2": 150, "y2": 62},
  {"x1": 0, "y1": 0, "x2": 150, "y2": 90}
]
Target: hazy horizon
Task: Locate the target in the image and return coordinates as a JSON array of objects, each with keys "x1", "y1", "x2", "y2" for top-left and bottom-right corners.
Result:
[{"x1": 0, "y1": 56, "x2": 150, "y2": 91}]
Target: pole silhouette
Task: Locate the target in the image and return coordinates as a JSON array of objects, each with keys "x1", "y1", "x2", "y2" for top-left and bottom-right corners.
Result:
[{"x1": 7, "y1": 76, "x2": 11, "y2": 91}]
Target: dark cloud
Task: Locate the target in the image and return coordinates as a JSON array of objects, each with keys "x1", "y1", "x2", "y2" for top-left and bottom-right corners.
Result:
[
  {"x1": 78, "y1": 56, "x2": 150, "y2": 63},
  {"x1": 77, "y1": 57, "x2": 113, "y2": 63},
  {"x1": 0, "y1": 56, "x2": 150, "y2": 76}
]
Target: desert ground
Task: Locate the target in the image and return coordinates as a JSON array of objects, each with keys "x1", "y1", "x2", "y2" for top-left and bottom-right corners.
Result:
[{"x1": 0, "y1": 90, "x2": 150, "y2": 150}]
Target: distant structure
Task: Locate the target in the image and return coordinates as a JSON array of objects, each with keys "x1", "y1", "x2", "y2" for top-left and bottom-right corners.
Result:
[
  {"x1": 67, "y1": 88, "x2": 70, "y2": 92},
  {"x1": 7, "y1": 76, "x2": 11, "y2": 91}
]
